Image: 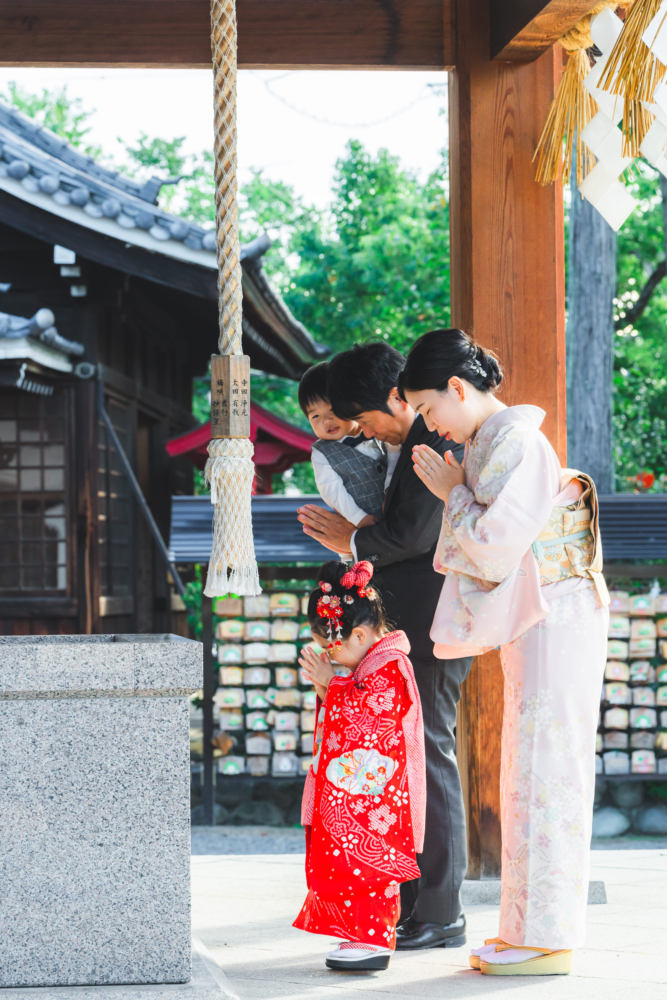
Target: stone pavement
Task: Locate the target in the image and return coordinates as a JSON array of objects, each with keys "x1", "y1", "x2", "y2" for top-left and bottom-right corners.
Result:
[{"x1": 191, "y1": 828, "x2": 667, "y2": 1000}]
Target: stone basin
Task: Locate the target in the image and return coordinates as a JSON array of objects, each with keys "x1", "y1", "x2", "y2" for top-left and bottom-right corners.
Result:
[{"x1": 0, "y1": 634, "x2": 202, "y2": 989}]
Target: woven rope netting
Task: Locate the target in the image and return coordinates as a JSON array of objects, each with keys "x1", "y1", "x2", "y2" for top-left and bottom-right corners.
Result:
[
  {"x1": 206, "y1": 437, "x2": 259, "y2": 596},
  {"x1": 205, "y1": 0, "x2": 261, "y2": 598}
]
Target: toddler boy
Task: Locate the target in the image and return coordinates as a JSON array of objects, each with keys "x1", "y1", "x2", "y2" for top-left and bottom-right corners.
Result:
[{"x1": 299, "y1": 362, "x2": 387, "y2": 528}]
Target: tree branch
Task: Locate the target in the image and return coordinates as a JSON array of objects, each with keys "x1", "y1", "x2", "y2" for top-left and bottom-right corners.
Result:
[{"x1": 615, "y1": 260, "x2": 666, "y2": 330}]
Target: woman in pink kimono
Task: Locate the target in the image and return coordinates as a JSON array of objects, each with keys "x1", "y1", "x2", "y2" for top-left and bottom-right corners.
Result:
[{"x1": 397, "y1": 328, "x2": 609, "y2": 977}]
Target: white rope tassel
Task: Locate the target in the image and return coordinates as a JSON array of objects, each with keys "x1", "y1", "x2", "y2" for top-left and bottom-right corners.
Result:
[{"x1": 204, "y1": 438, "x2": 261, "y2": 597}]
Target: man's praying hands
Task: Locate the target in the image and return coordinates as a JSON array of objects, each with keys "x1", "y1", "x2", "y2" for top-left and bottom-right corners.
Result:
[{"x1": 296, "y1": 503, "x2": 354, "y2": 558}]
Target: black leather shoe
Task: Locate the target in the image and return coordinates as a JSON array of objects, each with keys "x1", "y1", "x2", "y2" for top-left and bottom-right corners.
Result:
[{"x1": 395, "y1": 914, "x2": 467, "y2": 950}]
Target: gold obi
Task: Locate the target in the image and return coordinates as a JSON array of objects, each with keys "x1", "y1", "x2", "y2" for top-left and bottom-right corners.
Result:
[
  {"x1": 532, "y1": 469, "x2": 610, "y2": 605},
  {"x1": 532, "y1": 506, "x2": 594, "y2": 585}
]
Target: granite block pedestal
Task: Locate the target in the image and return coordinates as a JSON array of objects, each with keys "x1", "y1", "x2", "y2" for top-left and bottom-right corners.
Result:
[{"x1": 0, "y1": 635, "x2": 202, "y2": 990}]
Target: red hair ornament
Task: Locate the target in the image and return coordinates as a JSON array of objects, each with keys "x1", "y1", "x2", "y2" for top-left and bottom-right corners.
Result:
[
  {"x1": 316, "y1": 593, "x2": 343, "y2": 650},
  {"x1": 316, "y1": 563, "x2": 376, "y2": 651},
  {"x1": 340, "y1": 560, "x2": 374, "y2": 597}
]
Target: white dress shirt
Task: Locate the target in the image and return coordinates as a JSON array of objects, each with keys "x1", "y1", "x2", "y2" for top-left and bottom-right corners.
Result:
[{"x1": 311, "y1": 435, "x2": 385, "y2": 527}]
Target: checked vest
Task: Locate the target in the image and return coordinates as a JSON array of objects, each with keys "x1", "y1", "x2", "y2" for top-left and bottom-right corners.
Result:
[{"x1": 312, "y1": 437, "x2": 387, "y2": 519}]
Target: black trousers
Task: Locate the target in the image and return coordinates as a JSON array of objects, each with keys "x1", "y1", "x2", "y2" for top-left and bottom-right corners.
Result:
[{"x1": 400, "y1": 653, "x2": 473, "y2": 925}]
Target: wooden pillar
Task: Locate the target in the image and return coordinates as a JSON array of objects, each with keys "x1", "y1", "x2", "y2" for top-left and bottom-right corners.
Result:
[
  {"x1": 449, "y1": 4, "x2": 566, "y2": 879},
  {"x1": 74, "y1": 379, "x2": 98, "y2": 636},
  {"x1": 201, "y1": 587, "x2": 215, "y2": 826}
]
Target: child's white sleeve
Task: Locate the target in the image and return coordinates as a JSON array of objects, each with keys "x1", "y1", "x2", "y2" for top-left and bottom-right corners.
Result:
[{"x1": 311, "y1": 449, "x2": 369, "y2": 527}]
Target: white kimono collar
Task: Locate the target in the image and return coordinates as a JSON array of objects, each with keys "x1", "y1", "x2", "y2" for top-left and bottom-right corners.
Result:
[{"x1": 476, "y1": 404, "x2": 546, "y2": 438}]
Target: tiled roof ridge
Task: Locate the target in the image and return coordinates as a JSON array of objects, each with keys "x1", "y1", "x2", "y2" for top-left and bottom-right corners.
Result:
[
  {"x1": 0, "y1": 118, "x2": 218, "y2": 253},
  {"x1": 0, "y1": 102, "x2": 302, "y2": 266},
  {"x1": 0, "y1": 102, "x2": 154, "y2": 203},
  {"x1": 0, "y1": 304, "x2": 84, "y2": 359}
]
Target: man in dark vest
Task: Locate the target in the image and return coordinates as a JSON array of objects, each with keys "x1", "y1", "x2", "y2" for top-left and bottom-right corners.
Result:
[{"x1": 297, "y1": 342, "x2": 473, "y2": 950}]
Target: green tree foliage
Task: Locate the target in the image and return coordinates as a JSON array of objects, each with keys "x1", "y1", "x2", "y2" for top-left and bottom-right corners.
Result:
[
  {"x1": 242, "y1": 141, "x2": 451, "y2": 357},
  {"x1": 0, "y1": 82, "x2": 102, "y2": 157},
  {"x1": 238, "y1": 142, "x2": 451, "y2": 486},
  {"x1": 116, "y1": 133, "x2": 216, "y2": 221},
  {"x1": 613, "y1": 163, "x2": 667, "y2": 492},
  {"x1": 120, "y1": 132, "x2": 189, "y2": 176}
]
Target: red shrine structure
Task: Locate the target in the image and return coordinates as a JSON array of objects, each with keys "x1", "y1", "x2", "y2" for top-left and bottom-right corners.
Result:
[{"x1": 166, "y1": 403, "x2": 315, "y2": 494}]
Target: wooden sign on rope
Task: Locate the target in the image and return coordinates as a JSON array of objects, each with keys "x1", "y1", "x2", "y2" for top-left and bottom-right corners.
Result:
[{"x1": 210, "y1": 354, "x2": 251, "y2": 439}]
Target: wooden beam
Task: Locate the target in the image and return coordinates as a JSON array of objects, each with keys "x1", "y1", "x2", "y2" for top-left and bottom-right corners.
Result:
[
  {"x1": 0, "y1": 0, "x2": 454, "y2": 70},
  {"x1": 449, "y1": 2, "x2": 566, "y2": 877},
  {"x1": 491, "y1": 1, "x2": 602, "y2": 62}
]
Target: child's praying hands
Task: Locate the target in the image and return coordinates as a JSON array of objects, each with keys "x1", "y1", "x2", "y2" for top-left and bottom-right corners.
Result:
[{"x1": 298, "y1": 644, "x2": 335, "y2": 702}]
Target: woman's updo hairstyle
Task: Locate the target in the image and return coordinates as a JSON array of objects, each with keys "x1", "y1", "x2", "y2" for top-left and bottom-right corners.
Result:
[
  {"x1": 397, "y1": 328, "x2": 503, "y2": 399},
  {"x1": 307, "y1": 560, "x2": 389, "y2": 642}
]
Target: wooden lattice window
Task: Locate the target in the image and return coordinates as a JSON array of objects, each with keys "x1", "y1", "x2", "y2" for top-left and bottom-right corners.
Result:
[
  {"x1": 97, "y1": 397, "x2": 134, "y2": 599},
  {"x1": 0, "y1": 390, "x2": 68, "y2": 592}
]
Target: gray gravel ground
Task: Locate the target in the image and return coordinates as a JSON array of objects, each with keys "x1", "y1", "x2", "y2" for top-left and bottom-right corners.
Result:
[
  {"x1": 191, "y1": 826, "x2": 306, "y2": 855},
  {"x1": 192, "y1": 826, "x2": 667, "y2": 855},
  {"x1": 192, "y1": 847, "x2": 667, "y2": 999}
]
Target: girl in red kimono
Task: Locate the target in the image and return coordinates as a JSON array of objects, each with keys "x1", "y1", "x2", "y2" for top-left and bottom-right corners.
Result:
[{"x1": 294, "y1": 560, "x2": 426, "y2": 971}]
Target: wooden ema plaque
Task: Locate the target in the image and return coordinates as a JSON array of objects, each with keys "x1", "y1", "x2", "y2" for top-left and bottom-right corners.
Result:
[{"x1": 210, "y1": 354, "x2": 251, "y2": 438}]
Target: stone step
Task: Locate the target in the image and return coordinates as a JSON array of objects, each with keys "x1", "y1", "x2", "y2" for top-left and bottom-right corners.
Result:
[{"x1": 0, "y1": 940, "x2": 237, "y2": 1000}]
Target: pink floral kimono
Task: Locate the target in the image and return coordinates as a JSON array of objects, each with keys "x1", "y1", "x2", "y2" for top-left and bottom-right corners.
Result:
[{"x1": 431, "y1": 405, "x2": 609, "y2": 950}]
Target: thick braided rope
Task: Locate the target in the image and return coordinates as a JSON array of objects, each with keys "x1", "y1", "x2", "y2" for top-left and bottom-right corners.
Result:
[
  {"x1": 211, "y1": 0, "x2": 243, "y2": 357},
  {"x1": 204, "y1": 439, "x2": 260, "y2": 596},
  {"x1": 206, "y1": 0, "x2": 260, "y2": 598}
]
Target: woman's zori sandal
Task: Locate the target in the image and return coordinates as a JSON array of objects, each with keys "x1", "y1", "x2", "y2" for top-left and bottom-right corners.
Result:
[
  {"x1": 470, "y1": 942, "x2": 572, "y2": 976},
  {"x1": 469, "y1": 937, "x2": 504, "y2": 969}
]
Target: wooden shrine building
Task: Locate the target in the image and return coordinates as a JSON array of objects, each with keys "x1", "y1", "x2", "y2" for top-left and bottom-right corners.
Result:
[
  {"x1": 0, "y1": 0, "x2": 599, "y2": 876},
  {"x1": 0, "y1": 100, "x2": 325, "y2": 638}
]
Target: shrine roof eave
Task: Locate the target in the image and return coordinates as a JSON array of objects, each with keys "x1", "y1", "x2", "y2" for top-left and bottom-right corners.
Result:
[
  {"x1": 0, "y1": 100, "x2": 328, "y2": 374},
  {"x1": 0, "y1": 183, "x2": 326, "y2": 379}
]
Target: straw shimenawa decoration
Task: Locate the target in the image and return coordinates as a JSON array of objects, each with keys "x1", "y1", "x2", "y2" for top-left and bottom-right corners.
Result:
[
  {"x1": 534, "y1": 44, "x2": 597, "y2": 186},
  {"x1": 534, "y1": 9, "x2": 605, "y2": 186},
  {"x1": 205, "y1": 0, "x2": 261, "y2": 598},
  {"x1": 600, "y1": 0, "x2": 667, "y2": 156},
  {"x1": 534, "y1": 2, "x2": 633, "y2": 186}
]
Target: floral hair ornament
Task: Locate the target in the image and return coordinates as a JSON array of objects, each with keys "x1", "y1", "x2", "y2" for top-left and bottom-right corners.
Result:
[
  {"x1": 466, "y1": 356, "x2": 487, "y2": 380},
  {"x1": 341, "y1": 560, "x2": 374, "y2": 597},
  {"x1": 316, "y1": 593, "x2": 343, "y2": 650},
  {"x1": 319, "y1": 581, "x2": 332, "y2": 593}
]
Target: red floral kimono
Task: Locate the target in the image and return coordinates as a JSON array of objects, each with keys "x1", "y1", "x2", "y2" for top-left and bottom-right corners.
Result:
[{"x1": 293, "y1": 631, "x2": 426, "y2": 949}]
